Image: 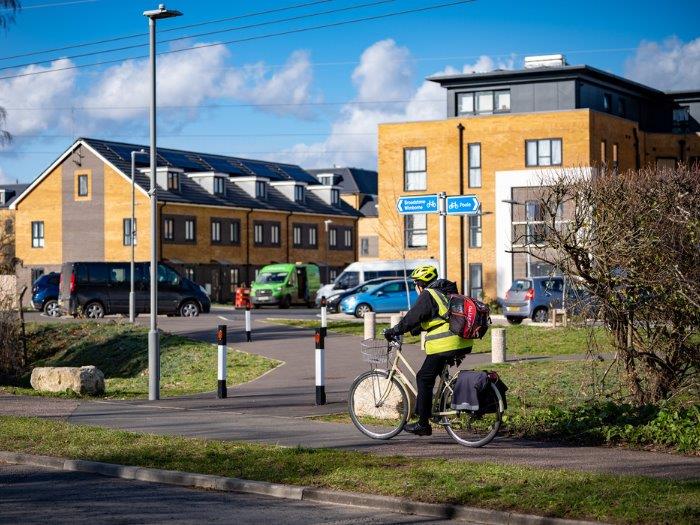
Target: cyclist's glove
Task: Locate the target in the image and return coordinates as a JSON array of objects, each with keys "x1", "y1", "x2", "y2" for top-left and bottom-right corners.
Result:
[{"x1": 383, "y1": 327, "x2": 397, "y2": 341}]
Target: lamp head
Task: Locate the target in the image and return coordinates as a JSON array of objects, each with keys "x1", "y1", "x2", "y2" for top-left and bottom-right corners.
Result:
[{"x1": 143, "y1": 4, "x2": 182, "y2": 19}]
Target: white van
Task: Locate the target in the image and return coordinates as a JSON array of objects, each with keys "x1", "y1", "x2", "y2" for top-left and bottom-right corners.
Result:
[{"x1": 316, "y1": 259, "x2": 438, "y2": 305}]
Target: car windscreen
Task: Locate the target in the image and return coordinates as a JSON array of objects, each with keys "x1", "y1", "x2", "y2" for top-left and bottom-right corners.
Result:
[
  {"x1": 509, "y1": 279, "x2": 532, "y2": 291},
  {"x1": 334, "y1": 271, "x2": 359, "y2": 289},
  {"x1": 256, "y1": 272, "x2": 287, "y2": 284}
]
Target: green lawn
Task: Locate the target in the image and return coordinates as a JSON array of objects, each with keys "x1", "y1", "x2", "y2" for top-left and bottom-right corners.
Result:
[
  {"x1": 0, "y1": 416, "x2": 697, "y2": 524},
  {"x1": 268, "y1": 318, "x2": 613, "y2": 356},
  {"x1": 1, "y1": 322, "x2": 280, "y2": 399}
]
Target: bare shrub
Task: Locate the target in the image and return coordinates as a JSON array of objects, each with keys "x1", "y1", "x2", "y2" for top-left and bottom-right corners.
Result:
[{"x1": 512, "y1": 164, "x2": 700, "y2": 404}]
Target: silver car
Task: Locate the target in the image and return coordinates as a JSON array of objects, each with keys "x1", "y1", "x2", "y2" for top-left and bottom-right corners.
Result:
[{"x1": 503, "y1": 277, "x2": 565, "y2": 324}]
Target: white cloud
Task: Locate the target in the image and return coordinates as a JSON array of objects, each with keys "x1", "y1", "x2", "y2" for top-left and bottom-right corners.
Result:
[
  {"x1": 281, "y1": 42, "x2": 513, "y2": 169},
  {"x1": 624, "y1": 36, "x2": 700, "y2": 90},
  {"x1": 222, "y1": 50, "x2": 317, "y2": 118},
  {"x1": 0, "y1": 58, "x2": 76, "y2": 138}
]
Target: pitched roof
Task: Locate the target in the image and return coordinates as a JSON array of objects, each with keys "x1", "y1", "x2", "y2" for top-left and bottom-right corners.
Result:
[
  {"x1": 0, "y1": 184, "x2": 29, "y2": 208},
  {"x1": 306, "y1": 167, "x2": 378, "y2": 195},
  {"x1": 14, "y1": 138, "x2": 360, "y2": 218},
  {"x1": 358, "y1": 194, "x2": 378, "y2": 217}
]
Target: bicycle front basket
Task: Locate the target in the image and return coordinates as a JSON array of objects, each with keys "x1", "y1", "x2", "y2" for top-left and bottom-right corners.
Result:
[{"x1": 360, "y1": 338, "x2": 394, "y2": 366}]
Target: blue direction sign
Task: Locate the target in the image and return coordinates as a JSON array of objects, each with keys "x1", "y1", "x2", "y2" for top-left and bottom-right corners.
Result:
[
  {"x1": 396, "y1": 194, "x2": 439, "y2": 214},
  {"x1": 445, "y1": 195, "x2": 480, "y2": 215}
]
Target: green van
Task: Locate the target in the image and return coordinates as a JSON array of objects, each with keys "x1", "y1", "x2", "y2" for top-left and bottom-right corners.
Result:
[{"x1": 251, "y1": 263, "x2": 321, "y2": 308}]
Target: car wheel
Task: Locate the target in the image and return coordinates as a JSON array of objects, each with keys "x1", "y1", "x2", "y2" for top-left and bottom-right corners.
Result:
[
  {"x1": 354, "y1": 303, "x2": 372, "y2": 318},
  {"x1": 506, "y1": 316, "x2": 523, "y2": 325},
  {"x1": 532, "y1": 307, "x2": 549, "y2": 323},
  {"x1": 84, "y1": 301, "x2": 105, "y2": 319},
  {"x1": 280, "y1": 295, "x2": 291, "y2": 309},
  {"x1": 44, "y1": 300, "x2": 61, "y2": 317},
  {"x1": 180, "y1": 300, "x2": 200, "y2": 317}
]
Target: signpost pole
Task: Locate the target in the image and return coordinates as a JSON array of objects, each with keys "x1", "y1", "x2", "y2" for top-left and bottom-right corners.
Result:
[{"x1": 438, "y1": 192, "x2": 447, "y2": 279}]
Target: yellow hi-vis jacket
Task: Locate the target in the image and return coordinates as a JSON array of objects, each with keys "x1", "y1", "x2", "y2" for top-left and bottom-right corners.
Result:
[{"x1": 421, "y1": 288, "x2": 473, "y2": 355}]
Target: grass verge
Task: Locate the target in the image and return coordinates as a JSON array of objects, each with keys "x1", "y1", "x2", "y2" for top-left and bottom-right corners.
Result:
[
  {"x1": 1, "y1": 322, "x2": 280, "y2": 399},
  {"x1": 268, "y1": 318, "x2": 612, "y2": 356},
  {"x1": 1, "y1": 416, "x2": 698, "y2": 524}
]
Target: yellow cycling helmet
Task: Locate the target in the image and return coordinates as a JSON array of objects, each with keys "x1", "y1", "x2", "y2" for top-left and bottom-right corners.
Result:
[{"x1": 410, "y1": 265, "x2": 438, "y2": 285}]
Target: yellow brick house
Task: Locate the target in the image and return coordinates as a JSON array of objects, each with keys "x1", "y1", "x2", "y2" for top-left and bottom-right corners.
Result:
[
  {"x1": 11, "y1": 138, "x2": 360, "y2": 303},
  {"x1": 377, "y1": 56, "x2": 700, "y2": 302}
]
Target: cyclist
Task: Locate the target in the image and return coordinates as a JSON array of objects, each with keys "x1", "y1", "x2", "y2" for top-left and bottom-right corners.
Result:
[{"x1": 383, "y1": 265, "x2": 472, "y2": 436}]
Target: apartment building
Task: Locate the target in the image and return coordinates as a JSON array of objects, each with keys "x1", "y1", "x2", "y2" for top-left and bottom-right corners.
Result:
[
  {"x1": 378, "y1": 55, "x2": 700, "y2": 301},
  {"x1": 307, "y1": 167, "x2": 379, "y2": 260},
  {"x1": 0, "y1": 184, "x2": 28, "y2": 274},
  {"x1": 11, "y1": 138, "x2": 360, "y2": 303}
]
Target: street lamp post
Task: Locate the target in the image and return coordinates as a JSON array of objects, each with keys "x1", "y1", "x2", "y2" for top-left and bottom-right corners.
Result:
[
  {"x1": 130, "y1": 149, "x2": 147, "y2": 324},
  {"x1": 143, "y1": 4, "x2": 182, "y2": 401}
]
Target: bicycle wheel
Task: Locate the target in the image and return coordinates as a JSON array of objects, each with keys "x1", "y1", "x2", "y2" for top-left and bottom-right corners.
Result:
[
  {"x1": 439, "y1": 380, "x2": 503, "y2": 447},
  {"x1": 348, "y1": 370, "x2": 409, "y2": 440}
]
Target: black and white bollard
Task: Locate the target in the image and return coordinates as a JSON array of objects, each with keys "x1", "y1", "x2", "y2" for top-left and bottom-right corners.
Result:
[
  {"x1": 320, "y1": 296, "x2": 328, "y2": 338},
  {"x1": 314, "y1": 328, "x2": 326, "y2": 405},
  {"x1": 245, "y1": 303, "x2": 252, "y2": 342},
  {"x1": 217, "y1": 324, "x2": 227, "y2": 399}
]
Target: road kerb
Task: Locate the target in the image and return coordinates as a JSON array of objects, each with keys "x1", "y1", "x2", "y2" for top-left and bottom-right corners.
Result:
[{"x1": 0, "y1": 451, "x2": 605, "y2": 524}]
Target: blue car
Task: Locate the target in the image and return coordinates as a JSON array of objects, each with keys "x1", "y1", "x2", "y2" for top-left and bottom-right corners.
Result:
[
  {"x1": 31, "y1": 272, "x2": 61, "y2": 317},
  {"x1": 340, "y1": 279, "x2": 418, "y2": 318}
]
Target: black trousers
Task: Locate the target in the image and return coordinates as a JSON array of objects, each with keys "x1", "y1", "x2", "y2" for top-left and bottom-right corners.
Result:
[{"x1": 415, "y1": 349, "x2": 469, "y2": 424}]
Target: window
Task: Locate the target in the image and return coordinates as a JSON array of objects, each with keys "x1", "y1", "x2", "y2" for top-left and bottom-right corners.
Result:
[
  {"x1": 255, "y1": 181, "x2": 266, "y2": 199},
  {"x1": 673, "y1": 106, "x2": 690, "y2": 123},
  {"x1": 4, "y1": 218, "x2": 12, "y2": 235},
  {"x1": 318, "y1": 174, "x2": 334, "y2": 185},
  {"x1": 329, "y1": 228, "x2": 337, "y2": 247},
  {"x1": 230, "y1": 268, "x2": 239, "y2": 290},
  {"x1": 167, "y1": 172, "x2": 180, "y2": 191},
  {"x1": 211, "y1": 220, "x2": 221, "y2": 243},
  {"x1": 656, "y1": 157, "x2": 676, "y2": 170},
  {"x1": 184, "y1": 267, "x2": 195, "y2": 280},
  {"x1": 612, "y1": 143, "x2": 619, "y2": 170},
  {"x1": 405, "y1": 214, "x2": 427, "y2": 248},
  {"x1": 123, "y1": 218, "x2": 137, "y2": 246},
  {"x1": 230, "y1": 221, "x2": 240, "y2": 244},
  {"x1": 254, "y1": 224, "x2": 263, "y2": 244},
  {"x1": 525, "y1": 200, "x2": 545, "y2": 244},
  {"x1": 308, "y1": 226, "x2": 317, "y2": 247},
  {"x1": 617, "y1": 98, "x2": 626, "y2": 117},
  {"x1": 469, "y1": 263, "x2": 483, "y2": 300},
  {"x1": 294, "y1": 185, "x2": 305, "y2": 203},
  {"x1": 331, "y1": 189, "x2": 340, "y2": 205},
  {"x1": 404, "y1": 148, "x2": 426, "y2": 191},
  {"x1": 469, "y1": 214, "x2": 482, "y2": 248},
  {"x1": 525, "y1": 139, "x2": 562, "y2": 166},
  {"x1": 344, "y1": 229, "x2": 352, "y2": 248},
  {"x1": 185, "y1": 219, "x2": 195, "y2": 241},
  {"x1": 213, "y1": 176, "x2": 225, "y2": 195},
  {"x1": 468, "y1": 143, "x2": 481, "y2": 188},
  {"x1": 31, "y1": 221, "x2": 44, "y2": 248},
  {"x1": 600, "y1": 140, "x2": 607, "y2": 164},
  {"x1": 78, "y1": 174, "x2": 88, "y2": 196},
  {"x1": 293, "y1": 225, "x2": 302, "y2": 247},
  {"x1": 457, "y1": 90, "x2": 510, "y2": 115},
  {"x1": 163, "y1": 218, "x2": 174, "y2": 240},
  {"x1": 603, "y1": 93, "x2": 612, "y2": 113},
  {"x1": 270, "y1": 224, "x2": 280, "y2": 245},
  {"x1": 361, "y1": 237, "x2": 369, "y2": 256}
]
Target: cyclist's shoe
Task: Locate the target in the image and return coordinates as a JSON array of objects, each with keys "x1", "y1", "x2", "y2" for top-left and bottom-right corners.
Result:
[{"x1": 404, "y1": 421, "x2": 432, "y2": 436}]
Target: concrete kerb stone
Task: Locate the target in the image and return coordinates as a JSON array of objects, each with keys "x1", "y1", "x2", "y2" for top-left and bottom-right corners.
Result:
[{"x1": 0, "y1": 451, "x2": 605, "y2": 525}]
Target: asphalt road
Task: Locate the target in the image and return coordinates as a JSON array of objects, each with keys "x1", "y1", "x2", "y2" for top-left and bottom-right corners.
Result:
[{"x1": 0, "y1": 464, "x2": 458, "y2": 525}]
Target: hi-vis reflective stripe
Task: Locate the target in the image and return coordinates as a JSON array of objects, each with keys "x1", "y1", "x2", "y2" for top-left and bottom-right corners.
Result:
[{"x1": 425, "y1": 330, "x2": 455, "y2": 341}]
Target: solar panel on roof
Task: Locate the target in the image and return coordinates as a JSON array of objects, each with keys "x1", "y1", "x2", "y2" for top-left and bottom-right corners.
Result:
[
  {"x1": 240, "y1": 160, "x2": 283, "y2": 181},
  {"x1": 158, "y1": 150, "x2": 205, "y2": 171},
  {"x1": 279, "y1": 165, "x2": 319, "y2": 184},
  {"x1": 200, "y1": 156, "x2": 246, "y2": 175}
]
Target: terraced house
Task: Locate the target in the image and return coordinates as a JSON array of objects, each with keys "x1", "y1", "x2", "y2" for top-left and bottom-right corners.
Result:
[
  {"x1": 377, "y1": 55, "x2": 700, "y2": 301},
  {"x1": 10, "y1": 138, "x2": 360, "y2": 303}
]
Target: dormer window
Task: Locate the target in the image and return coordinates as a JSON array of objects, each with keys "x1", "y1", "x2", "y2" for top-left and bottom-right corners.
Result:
[
  {"x1": 319, "y1": 174, "x2": 334, "y2": 185},
  {"x1": 294, "y1": 185, "x2": 305, "y2": 203},
  {"x1": 331, "y1": 189, "x2": 340, "y2": 205},
  {"x1": 255, "y1": 180, "x2": 266, "y2": 199},
  {"x1": 167, "y1": 172, "x2": 180, "y2": 191},
  {"x1": 213, "y1": 176, "x2": 225, "y2": 195}
]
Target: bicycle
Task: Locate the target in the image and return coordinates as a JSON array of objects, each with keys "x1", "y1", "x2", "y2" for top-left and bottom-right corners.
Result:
[{"x1": 348, "y1": 336, "x2": 505, "y2": 447}]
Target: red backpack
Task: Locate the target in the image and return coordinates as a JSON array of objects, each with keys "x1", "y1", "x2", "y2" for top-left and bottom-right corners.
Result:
[{"x1": 439, "y1": 293, "x2": 492, "y2": 340}]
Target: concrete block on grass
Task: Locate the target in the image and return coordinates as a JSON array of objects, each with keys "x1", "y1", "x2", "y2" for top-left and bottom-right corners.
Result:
[{"x1": 30, "y1": 366, "x2": 105, "y2": 396}]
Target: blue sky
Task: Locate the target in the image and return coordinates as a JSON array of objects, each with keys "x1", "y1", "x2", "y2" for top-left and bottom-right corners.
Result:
[{"x1": 1, "y1": 0, "x2": 699, "y2": 183}]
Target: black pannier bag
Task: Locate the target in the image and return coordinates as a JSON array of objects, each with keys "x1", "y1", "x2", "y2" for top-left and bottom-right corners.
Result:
[
  {"x1": 450, "y1": 370, "x2": 508, "y2": 413},
  {"x1": 476, "y1": 371, "x2": 508, "y2": 414}
]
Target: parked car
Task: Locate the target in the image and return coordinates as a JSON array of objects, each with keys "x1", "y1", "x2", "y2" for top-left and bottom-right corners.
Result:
[
  {"x1": 324, "y1": 276, "x2": 399, "y2": 313},
  {"x1": 340, "y1": 279, "x2": 418, "y2": 318},
  {"x1": 502, "y1": 276, "x2": 565, "y2": 324},
  {"x1": 31, "y1": 272, "x2": 60, "y2": 317},
  {"x1": 58, "y1": 261, "x2": 211, "y2": 318},
  {"x1": 251, "y1": 263, "x2": 320, "y2": 308},
  {"x1": 315, "y1": 258, "x2": 437, "y2": 306}
]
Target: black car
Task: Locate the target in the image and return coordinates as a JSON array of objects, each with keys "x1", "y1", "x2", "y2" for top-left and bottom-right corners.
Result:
[
  {"x1": 58, "y1": 261, "x2": 211, "y2": 318},
  {"x1": 325, "y1": 277, "x2": 401, "y2": 313}
]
